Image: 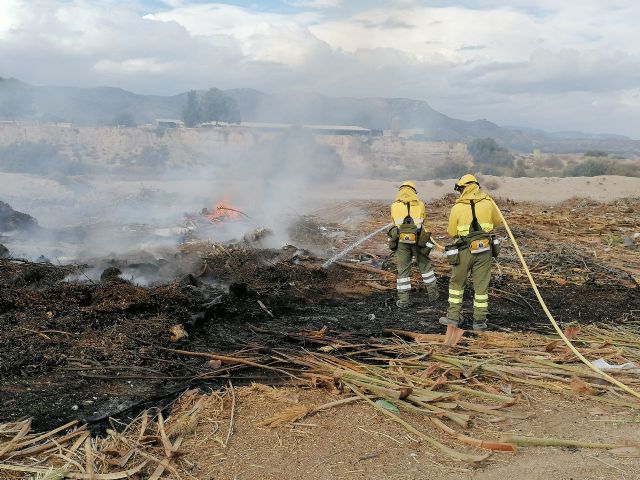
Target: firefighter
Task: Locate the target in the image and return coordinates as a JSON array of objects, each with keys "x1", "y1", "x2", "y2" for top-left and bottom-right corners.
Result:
[
  {"x1": 439, "y1": 174, "x2": 502, "y2": 331},
  {"x1": 388, "y1": 181, "x2": 438, "y2": 309}
]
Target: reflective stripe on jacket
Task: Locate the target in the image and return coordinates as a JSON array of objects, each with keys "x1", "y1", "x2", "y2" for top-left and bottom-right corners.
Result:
[{"x1": 447, "y1": 184, "x2": 502, "y2": 238}]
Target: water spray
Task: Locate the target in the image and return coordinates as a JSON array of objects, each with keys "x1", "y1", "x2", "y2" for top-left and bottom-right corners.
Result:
[{"x1": 321, "y1": 223, "x2": 392, "y2": 269}]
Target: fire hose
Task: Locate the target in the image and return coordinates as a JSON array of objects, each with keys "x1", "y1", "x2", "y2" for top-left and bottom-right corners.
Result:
[
  {"x1": 324, "y1": 204, "x2": 640, "y2": 399},
  {"x1": 489, "y1": 198, "x2": 640, "y2": 401}
]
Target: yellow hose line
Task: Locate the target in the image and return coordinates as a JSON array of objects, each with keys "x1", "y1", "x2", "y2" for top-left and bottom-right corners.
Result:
[
  {"x1": 490, "y1": 198, "x2": 640, "y2": 401},
  {"x1": 430, "y1": 237, "x2": 445, "y2": 251}
]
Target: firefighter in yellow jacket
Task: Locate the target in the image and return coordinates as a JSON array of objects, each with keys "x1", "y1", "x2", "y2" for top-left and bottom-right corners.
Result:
[
  {"x1": 388, "y1": 181, "x2": 438, "y2": 308},
  {"x1": 439, "y1": 174, "x2": 502, "y2": 331}
]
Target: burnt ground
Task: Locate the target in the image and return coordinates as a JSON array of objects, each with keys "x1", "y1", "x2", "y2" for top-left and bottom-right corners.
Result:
[{"x1": 1, "y1": 246, "x2": 638, "y2": 433}]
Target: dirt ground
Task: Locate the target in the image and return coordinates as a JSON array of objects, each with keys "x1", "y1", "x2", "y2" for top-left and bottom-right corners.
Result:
[{"x1": 179, "y1": 386, "x2": 640, "y2": 480}]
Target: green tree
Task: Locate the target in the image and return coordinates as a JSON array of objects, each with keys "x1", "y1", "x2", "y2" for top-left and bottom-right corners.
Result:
[
  {"x1": 468, "y1": 138, "x2": 514, "y2": 167},
  {"x1": 182, "y1": 90, "x2": 200, "y2": 127},
  {"x1": 199, "y1": 88, "x2": 241, "y2": 125}
]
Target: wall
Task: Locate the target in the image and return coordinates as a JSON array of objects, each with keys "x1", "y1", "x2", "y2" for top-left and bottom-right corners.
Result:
[{"x1": 0, "y1": 123, "x2": 470, "y2": 175}]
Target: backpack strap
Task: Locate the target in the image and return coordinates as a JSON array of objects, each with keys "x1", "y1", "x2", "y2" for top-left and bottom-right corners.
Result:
[
  {"x1": 470, "y1": 200, "x2": 481, "y2": 232},
  {"x1": 403, "y1": 202, "x2": 414, "y2": 225}
]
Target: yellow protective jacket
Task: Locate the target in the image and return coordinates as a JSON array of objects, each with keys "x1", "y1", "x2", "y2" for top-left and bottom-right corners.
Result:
[
  {"x1": 447, "y1": 184, "x2": 501, "y2": 238},
  {"x1": 390, "y1": 186, "x2": 426, "y2": 227}
]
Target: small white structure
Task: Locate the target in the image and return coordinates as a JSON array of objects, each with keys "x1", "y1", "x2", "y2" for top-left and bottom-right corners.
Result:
[{"x1": 154, "y1": 119, "x2": 184, "y2": 128}]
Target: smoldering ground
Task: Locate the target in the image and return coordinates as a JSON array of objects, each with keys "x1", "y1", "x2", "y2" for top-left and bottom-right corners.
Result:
[{"x1": 0, "y1": 127, "x2": 350, "y2": 270}]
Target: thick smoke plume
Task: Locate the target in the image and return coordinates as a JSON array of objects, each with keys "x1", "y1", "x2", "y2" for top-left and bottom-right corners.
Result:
[{"x1": 0, "y1": 123, "x2": 346, "y2": 267}]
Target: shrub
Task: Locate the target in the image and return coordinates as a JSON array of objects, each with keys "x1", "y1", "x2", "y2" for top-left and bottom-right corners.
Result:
[
  {"x1": 477, "y1": 164, "x2": 505, "y2": 176},
  {"x1": 484, "y1": 178, "x2": 500, "y2": 190},
  {"x1": 539, "y1": 156, "x2": 564, "y2": 169},
  {"x1": 563, "y1": 158, "x2": 610, "y2": 177},
  {"x1": 607, "y1": 161, "x2": 640, "y2": 177},
  {"x1": 562, "y1": 158, "x2": 639, "y2": 177},
  {"x1": 513, "y1": 159, "x2": 527, "y2": 178},
  {"x1": 430, "y1": 161, "x2": 469, "y2": 180},
  {"x1": 468, "y1": 138, "x2": 514, "y2": 167},
  {"x1": 584, "y1": 150, "x2": 608, "y2": 157}
]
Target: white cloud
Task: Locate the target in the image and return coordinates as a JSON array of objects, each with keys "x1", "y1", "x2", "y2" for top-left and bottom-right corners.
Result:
[
  {"x1": 94, "y1": 57, "x2": 179, "y2": 74},
  {"x1": 288, "y1": 0, "x2": 343, "y2": 8},
  {"x1": 0, "y1": 0, "x2": 23, "y2": 38},
  {"x1": 0, "y1": 1, "x2": 638, "y2": 137},
  {"x1": 145, "y1": 4, "x2": 326, "y2": 65}
]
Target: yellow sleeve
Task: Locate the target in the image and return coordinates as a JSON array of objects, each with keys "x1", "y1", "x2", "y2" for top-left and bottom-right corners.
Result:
[
  {"x1": 447, "y1": 207, "x2": 458, "y2": 237},
  {"x1": 491, "y1": 200, "x2": 503, "y2": 227},
  {"x1": 390, "y1": 202, "x2": 406, "y2": 225},
  {"x1": 419, "y1": 202, "x2": 427, "y2": 224}
]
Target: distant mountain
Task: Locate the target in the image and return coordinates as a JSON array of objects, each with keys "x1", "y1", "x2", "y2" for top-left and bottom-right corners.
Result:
[
  {"x1": 1, "y1": 78, "x2": 639, "y2": 154},
  {"x1": 32, "y1": 86, "x2": 187, "y2": 126},
  {"x1": 227, "y1": 89, "x2": 515, "y2": 140},
  {"x1": 0, "y1": 77, "x2": 187, "y2": 126}
]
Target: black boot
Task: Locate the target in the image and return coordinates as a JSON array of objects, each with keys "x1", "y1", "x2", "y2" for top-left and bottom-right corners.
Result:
[{"x1": 473, "y1": 318, "x2": 488, "y2": 332}]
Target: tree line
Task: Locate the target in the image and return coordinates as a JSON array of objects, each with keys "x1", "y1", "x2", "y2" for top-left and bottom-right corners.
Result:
[{"x1": 182, "y1": 89, "x2": 241, "y2": 127}]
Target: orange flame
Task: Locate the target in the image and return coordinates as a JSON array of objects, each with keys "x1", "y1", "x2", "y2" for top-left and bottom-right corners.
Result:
[{"x1": 207, "y1": 195, "x2": 242, "y2": 223}]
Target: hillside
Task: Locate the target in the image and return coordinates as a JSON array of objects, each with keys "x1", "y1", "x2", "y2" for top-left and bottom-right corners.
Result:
[
  {"x1": 1, "y1": 78, "x2": 639, "y2": 154},
  {"x1": 33, "y1": 86, "x2": 187, "y2": 126}
]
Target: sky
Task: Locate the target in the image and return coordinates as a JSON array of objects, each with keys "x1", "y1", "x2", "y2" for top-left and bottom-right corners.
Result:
[{"x1": 1, "y1": 0, "x2": 639, "y2": 137}]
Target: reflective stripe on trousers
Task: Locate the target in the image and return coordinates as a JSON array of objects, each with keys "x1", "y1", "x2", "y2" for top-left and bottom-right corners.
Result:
[
  {"x1": 397, "y1": 277, "x2": 411, "y2": 291},
  {"x1": 448, "y1": 288, "x2": 463, "y2": 304},
  {"x1": 422, "y1": 270, "x2": 436, "y2": 284},
  {"x1": 473, "y1": 293, "x2": 488, "y2": 308}
]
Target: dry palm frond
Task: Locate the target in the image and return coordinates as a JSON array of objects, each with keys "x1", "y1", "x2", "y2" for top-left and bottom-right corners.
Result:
[
  {"x1": 35, "y1": 465, "x2": 70, "y2": 480},
  {"x1": 3, "y1": 322, "x2": 640, "y2": 473}
]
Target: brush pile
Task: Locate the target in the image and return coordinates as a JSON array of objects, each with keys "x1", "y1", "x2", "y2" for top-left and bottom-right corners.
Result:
[
  {"x1": 0, "y1": 389, "x2": 229, "y2": 479},
  {"x1": 321, "y1": 196, "x2": 639, "y2": 289}
]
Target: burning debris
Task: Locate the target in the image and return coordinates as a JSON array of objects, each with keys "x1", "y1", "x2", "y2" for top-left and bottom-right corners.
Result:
[
  {"x1": 204, "y1": 195, "x2": 250, "y2": 224},
  {"x1": 175, "y1": 196, "x2": 264, "y2": 248}
]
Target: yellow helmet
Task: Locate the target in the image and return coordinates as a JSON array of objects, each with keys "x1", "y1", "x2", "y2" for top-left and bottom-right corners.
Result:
[
  {"x1": 454, "y1": 174, "x2": 478, "y2": 192},
  {"x1": 399, "y1": 181, "x2": 417, "y2": 193},
  {"x1": 456, "y1": 174, "x2": 478, "y2": 186}
]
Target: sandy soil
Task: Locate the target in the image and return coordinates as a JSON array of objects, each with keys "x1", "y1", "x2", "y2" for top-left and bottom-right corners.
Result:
[
  {"x1": 181, "y1": 386, "x2": 640, "y2": 480},
  {"x1": 1, "y1": 174, "x2": 638, "y2": 222},
  {"x1": 315, "y1": 175, "x2": 640, "y2": 204}
]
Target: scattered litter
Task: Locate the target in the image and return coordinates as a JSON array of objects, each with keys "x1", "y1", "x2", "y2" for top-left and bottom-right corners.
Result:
[{"x1": 591, "y1": 358, "x2": 640, "y2": 374}]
